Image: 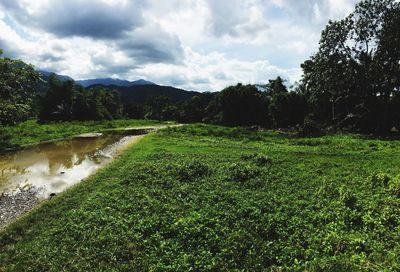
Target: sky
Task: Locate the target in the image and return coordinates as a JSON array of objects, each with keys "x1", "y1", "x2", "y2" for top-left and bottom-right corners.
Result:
[{"x1": 0, "y1": 0, "x2": 360, "y2": 92}]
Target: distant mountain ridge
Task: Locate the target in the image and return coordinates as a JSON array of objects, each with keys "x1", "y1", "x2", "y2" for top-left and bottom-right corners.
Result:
[
  {"x1": 88, "y1": 84, "x2": 200, "y2": 104},
  {"x1": 38, "y1": 70, "x2": 155, "y2": 87},
  {"x1": 39, "y1": 70, "x2": 73, "y2": 82},
  {"x1": 37, "y1": 70, "x2": 200, "y2": 104},
  {"x1": 76, "y1": 78, "x2": 155, "y2": 87}
]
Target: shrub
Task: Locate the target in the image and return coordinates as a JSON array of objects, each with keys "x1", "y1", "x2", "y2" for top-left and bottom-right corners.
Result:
[
  {"x1": 227, "y1": 163, "x2": 260, "y2": 183},
  {"x1": 241, "y1": 153, "x2": 272, "y2": 166},
  {"x1": 339, "y1": 189, "x2": 357, "y2": 209},
  {"x1": 176, "y1": 160, "x2": 211, "y2": 183},
  {"x1": 370, "y1": 173, "x2": 391, "y2": 187},
  {"x1": 298, "y1": 117, "x2": 324, "y2": 137},
  {"x1": 0, "y1": 128, "x2": 12, "y2": 151},
  {"x1": 388, "y1": 175, "x2": 400, "y2": 197}
]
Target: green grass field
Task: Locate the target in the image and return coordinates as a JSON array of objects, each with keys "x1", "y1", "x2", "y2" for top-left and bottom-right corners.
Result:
[
  {"x1": 1, "y1": 124, "x2": 400, "y2": 271},
  {"x1": 1, "y1": 119, "x2": 166, "y2": 148}
]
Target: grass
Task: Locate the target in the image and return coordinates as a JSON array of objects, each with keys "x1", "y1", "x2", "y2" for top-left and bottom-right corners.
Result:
[
  {"x1": 1, "y1": 124, "x2": 400, "y2": 271},
  {"x1": 0, "y1": 119, "x2": 168, "y2": 148}
]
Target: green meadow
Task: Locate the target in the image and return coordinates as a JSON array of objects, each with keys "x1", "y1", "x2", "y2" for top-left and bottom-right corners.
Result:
[{"x1": 1, "y1": 124, "x2": 400, "y2": 271}]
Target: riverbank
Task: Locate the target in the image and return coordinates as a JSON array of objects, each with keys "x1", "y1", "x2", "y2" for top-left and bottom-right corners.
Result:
[
  {"x1": 0, "y1": 119, "x2": 170, "y2": 150},
  {"x1": 0, "y1": 188, "x2": 38, "y2": 229},
  {"x1": 1, "y1": 124, "x2": 400, "y2": 270},
  {"x1": 0, "y1": 131, "x2": 150, "y2": 229}
]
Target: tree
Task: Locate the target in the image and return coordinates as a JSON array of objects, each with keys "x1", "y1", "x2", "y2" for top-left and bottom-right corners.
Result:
[
  {"x1": 0, "y1": 49, "x2": 40, "y2": 125},
  {"x1": 124, "y1": 103, "x2": 145, "y2": 119},
  {"x1": 210, "y1": 84, "x2": 270, "y2": 127},
  {"x1": 177, "y1": 93, "x2": 215, "y2": 123},
  {"x1": 39, "y1": 74, "x2": 75, "y2": 121},
  {"x1": 269, "y1": 92, "x2": 308, "y2": 128},
  {"x1": 265, "y1": 76, "x2": 288, "y2": 95},
  {"x1": 39, "y1": 76, "x2": 123, "y2": 122},
  {"x1": 301, "y1": 0, "x2": 400, "y2": 134},
  {"x1": 145, "y1": 95, "x2": 171, "y2": 121}
]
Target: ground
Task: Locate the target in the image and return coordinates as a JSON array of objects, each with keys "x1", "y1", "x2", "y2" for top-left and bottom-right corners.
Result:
[{"x1": 1, "y1": 124, "x2": 400, "y2": 271}]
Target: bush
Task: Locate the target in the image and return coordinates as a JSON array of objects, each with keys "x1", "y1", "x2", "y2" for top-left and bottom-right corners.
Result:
[
  {"x1": 298, "y1": 117, "x2": 324, "y2": 137},
  {"x1": 226, "y1": 163, "x2": 260, "y2": 183},
  {"x1": 339, "y1": 190, "x2": 358, "y2": 209},
  {"x1": 371, "y1": 173, "x2": 391, "y2": 187},
  {"x1": 175, "y1": 160, "x2": 211, "y2": 182},
  {"x1": 0, "y1": 128, "x2": 11, "y2": 151},
  {"x1": 241, "y1": 153, "x2": 272, "y2": 166},
  {"x1": 388, "y1": 175, "x2": 400, "y2": 197}
]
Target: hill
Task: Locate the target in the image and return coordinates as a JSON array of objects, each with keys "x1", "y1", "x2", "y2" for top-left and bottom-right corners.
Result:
[
  {"x1": 77, "y1": 78, "x2": 155, "y2": 88},
  {"x1": 36, "y1": 71, "x2": 200, "y2": 104},
  {"x1": 86, "y1": 84, "x2": 201, "y2": 104}
]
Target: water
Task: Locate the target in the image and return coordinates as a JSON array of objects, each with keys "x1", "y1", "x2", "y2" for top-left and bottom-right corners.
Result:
[{"x1": 0, "y1": 133, "x2": 143, "y2": 198}]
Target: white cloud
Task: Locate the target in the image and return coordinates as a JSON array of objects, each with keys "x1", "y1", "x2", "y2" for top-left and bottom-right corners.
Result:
[
  {"x1": 0, "y1": 0, "x2": 361, "y2": 91},
  {"x1": 133, "y1": 47, "x2": 302, "y2": 92}
]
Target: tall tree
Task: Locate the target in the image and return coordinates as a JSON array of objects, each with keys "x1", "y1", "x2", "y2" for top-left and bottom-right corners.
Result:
[
  {"x1": 265, "y1": 76, "x2": 288, "y2": 95},
  {"x1": 301, "y1": 0, "x2": 400, "y2": 133},
  {"x1": 211, "y1": 84, "x2": 270, "y2": 127},
  {"x1": 0, "y1": 49, "x2": 39, "y2": 125}
]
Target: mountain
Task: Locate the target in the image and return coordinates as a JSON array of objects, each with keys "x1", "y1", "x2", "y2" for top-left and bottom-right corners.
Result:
[
  {"x1": 86, "y1": 84, "x2": 200, "y2": 104},
  {"x1": 76, "y1": 78, "x2": 155, "y2": 87},
  {"x1": 38, "y1": 70, "x2": 73, "y2": 82},
  {"x1": 36, "y1": 70, "x2": 200, "y2": 104}
]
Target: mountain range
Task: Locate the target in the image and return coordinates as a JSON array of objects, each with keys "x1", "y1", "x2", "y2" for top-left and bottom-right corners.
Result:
[{"x1": 38, "y1": 71, "x2": 200, "y2": 104}]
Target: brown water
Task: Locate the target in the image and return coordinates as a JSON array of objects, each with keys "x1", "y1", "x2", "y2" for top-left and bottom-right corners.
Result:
[{"x1": 0, "y1": 134, "x2": 143, "y2": 199}]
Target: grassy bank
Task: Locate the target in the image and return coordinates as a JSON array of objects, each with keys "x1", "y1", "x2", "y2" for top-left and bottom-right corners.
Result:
[
  {"x1": 1, "y1": 124, "x2": 400, "y2": 271},
  {"x1": 0, "y1": 119, "x2": 166, "y2": 148}
]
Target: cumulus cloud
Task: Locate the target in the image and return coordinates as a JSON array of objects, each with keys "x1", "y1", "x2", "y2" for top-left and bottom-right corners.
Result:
[
  {"x1": 0, "y1": 0, "x2": 145, "y2": 39},
  {"x1": 133, "y1": 48, "x2": 302, "y2": 92},
  {"x1": 118, "y1": 24, "x2": 184, "y2": 64},
  {"x1": 206, "y1": 0, "x2": 270, "y2": 39},
  {"x1": 271, "y1": 0, "x2": 359, "y2": 26},
  {"x1": 0, "y1": 0, "x2": 362, "y2": 91}
]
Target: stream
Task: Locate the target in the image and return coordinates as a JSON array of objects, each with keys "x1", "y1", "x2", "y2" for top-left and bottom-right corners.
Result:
[{"x1": 0, "y1": 129, "x2": 150, "y2": 228}]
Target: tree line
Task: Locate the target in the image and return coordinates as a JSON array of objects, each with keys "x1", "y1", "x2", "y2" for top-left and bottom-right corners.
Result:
[{"x1": 1, "y1": 0, "x2": 399, "y2": 136}]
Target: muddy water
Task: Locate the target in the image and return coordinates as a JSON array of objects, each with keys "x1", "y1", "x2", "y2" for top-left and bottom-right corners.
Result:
[{"x1": 0, "y1": 133, "x2": 143, "y2": 199}]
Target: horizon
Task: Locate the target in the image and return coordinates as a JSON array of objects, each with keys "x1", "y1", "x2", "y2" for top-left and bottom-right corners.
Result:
[{"x1": 0, "y1": 0, "x2": 359, "y2": 92}]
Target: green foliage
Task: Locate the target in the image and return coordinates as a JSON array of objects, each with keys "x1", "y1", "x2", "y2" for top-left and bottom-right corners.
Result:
[
  {"x1": 388, "y1": 176, "x2": 400, "y2": 197},
  {"x1": 301, "y1": 0, "x2": 400, "y2": 134},
  {"x1": 211, "y1": 83, "x2": 270, "y2": 127},
  {"x1": 0, "y1": 49, "x2": 40, "y2": 125},
  {"x1": 39, "y1": 75, "x2": 122, "y2": 122},
  {"x1": 370, "y1": 173, "x2": 391, "y2": 187},
  {"x1": 264, "y1": 76, "x2": 287, "y2": 95},
  {"x1": 1, "y1": 125, "x2": 400, "y2": 270},
  {"x1": 269, "y1": 91, "x2": 308, "y2": 128},
  {"x1": 145, "y1": 95, "x2": 171, "y2": 121}
]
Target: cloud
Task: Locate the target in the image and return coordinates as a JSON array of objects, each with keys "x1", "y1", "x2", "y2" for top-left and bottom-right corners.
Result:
[
  {"x1": 133, "y1": 47, "x2": 302, "y2": 92},
  {"x1": 205, "y1": 0, "x2": 270, "y2": 39},
  {"x1": 0, "y1": 0, "x2": 145, "y2": 39},
  {"x1": 118, "y1": 24, "x2": 184, "y2": 64},
  {"x1": 271, "y1": 0, "x2": 359, "y2": 26},
  {"x1": 0, "y1": 0, "x2": 362, "y2": 91}
]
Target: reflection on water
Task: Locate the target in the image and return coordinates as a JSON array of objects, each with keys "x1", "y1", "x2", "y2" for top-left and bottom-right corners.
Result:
[{"x1": 0, "y1": 134, "x2": 140, "y2": 198}]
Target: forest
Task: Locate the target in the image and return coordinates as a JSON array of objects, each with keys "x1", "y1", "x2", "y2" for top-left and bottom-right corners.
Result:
[{"x1": 1, "y1": 0, "x2": 400, "y2": 138}]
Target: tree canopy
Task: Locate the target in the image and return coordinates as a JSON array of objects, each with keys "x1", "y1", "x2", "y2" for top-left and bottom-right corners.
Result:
[
  {"x1": 301, "y1": 0, "x2": 400, "y2": 134},
  {"x1": 0, "y1": 49, "x2": 40, "y2": 125}
]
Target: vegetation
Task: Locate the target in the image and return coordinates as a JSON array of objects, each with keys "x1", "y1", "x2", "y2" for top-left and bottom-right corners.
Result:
[
  {"x1": 0, "y1": 1, "x2": 399, "y2": 269},
  {"x1": 1, "y1": 1, "x2": 400, "y2": 136},
  {"x1": 301, "y1": 0, "x2": 400, "y2": 134},
  {"x1": 0, "y1": 49, "x2": 39, "y2": 126},
  {"x1": 39, "y1": 74, "x2": 123, "y2": 122},
  {"x1": 0, "y1": 119, "x2": 165, "y2": 150},
  {"x1": 1, "y1": 124, "x2": 400, "y2": 270}
]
